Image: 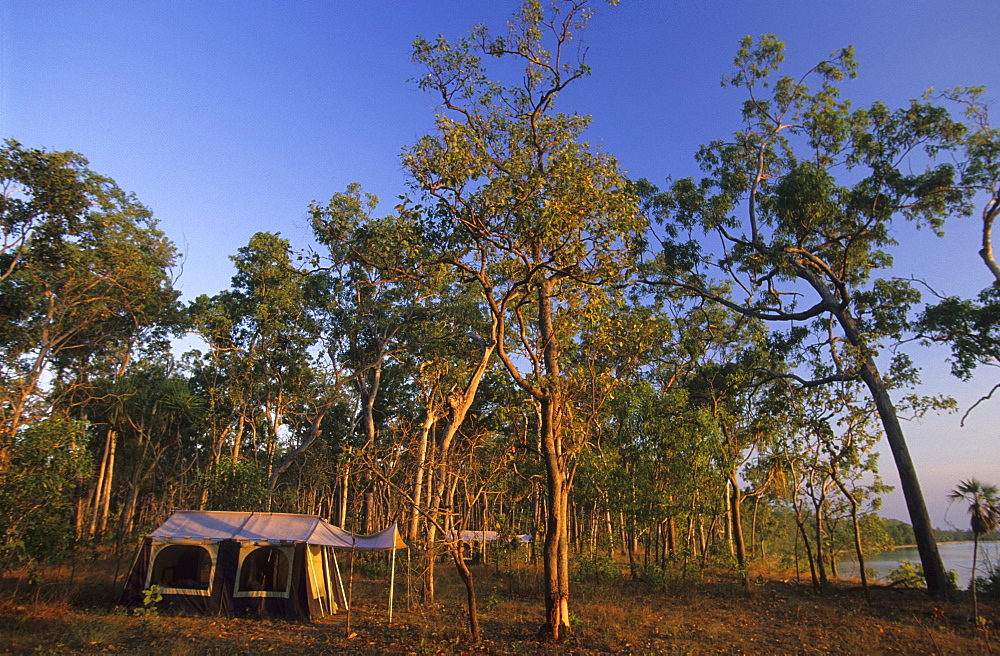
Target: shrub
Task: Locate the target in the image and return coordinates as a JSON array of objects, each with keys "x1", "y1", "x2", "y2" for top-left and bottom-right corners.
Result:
[
  {"x1": 888, "y1": 559, "x2": 958, "y2": 591},
  {"x1": 572, "y1": 553, "x2": 621, "y2": 582},
  {"x1": 973, "y1": 560, "x2": 1000, "y2": 597},
  {"x1": 0, "y1": 417, "x2": 92, "y2": 573}
]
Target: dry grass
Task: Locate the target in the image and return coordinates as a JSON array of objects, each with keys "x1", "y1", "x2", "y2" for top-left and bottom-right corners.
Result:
[{"x1": 0, "y1": 551, "x2": 997, "y2": 654}]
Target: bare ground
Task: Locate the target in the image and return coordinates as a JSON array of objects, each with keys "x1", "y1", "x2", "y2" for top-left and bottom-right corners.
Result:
[{"x1": 0, "y1": 553, "x2": 997, "y2": 655}]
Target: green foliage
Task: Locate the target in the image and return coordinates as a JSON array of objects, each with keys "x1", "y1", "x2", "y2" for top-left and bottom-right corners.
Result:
[
  {"x1": 353, "y1": 553, "x2": 392, "y2": 578},
  {"x1": 888, "y1": 559, "x2": 926, "y2": 588},
  {"x1": 200, "y1": 456, "x2": 270, "y2": 512},
  {"x1": 572, "y1": 553, "x2": 622, "y2": 582},
  {"x1": 921, "y1": 286, "x2": 1000, "y2": 381},
  {"x1": 888, "y1": 560, "x2": 958, "y2": 591},
  {"x1": 882, "y1": 519, "x2": 917, "y2": 546},
  {"x1": 973, "y1": 560, "x2": 1000, "y2": 597},
  {"x1": 136, "y1": 584, "x2": 163, "y2": 616},
  {"x1": 0, "y1": 139, "x2": 180, "y2": 473},
  {"x1": 0, "y1": 416, "x2": 91, "y2": 572}
]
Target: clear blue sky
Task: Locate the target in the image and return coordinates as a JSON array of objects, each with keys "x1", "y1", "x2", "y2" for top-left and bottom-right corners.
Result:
[{"x1": 4, "y1": 0, "x2": 998, "y2": 527}]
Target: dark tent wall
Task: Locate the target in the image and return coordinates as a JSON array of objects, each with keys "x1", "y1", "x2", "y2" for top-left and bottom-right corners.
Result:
[
  {"x1": 120, "y1": 539, "x2": 330, "y2": 619},
  {"x1": 119, "y1": 511, "x2": 403, "y2": 620}
]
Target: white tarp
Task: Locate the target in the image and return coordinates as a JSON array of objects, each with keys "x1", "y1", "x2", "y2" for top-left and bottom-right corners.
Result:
[
  {"x1": 447, "y1": 530, "x2": 532, "y2": 544},
  {"x1": 150, "y1": 511, "x2": 406, "y2": 550}
]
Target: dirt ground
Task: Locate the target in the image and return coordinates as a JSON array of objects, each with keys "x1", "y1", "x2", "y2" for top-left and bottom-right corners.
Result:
[{"x1": 1, "y1": 553, "x2": 997, "y2": 655}]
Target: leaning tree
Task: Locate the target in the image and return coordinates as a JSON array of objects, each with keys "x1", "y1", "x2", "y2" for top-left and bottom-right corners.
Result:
[{"x1": 648, "y1": 36, "x2": 969, "y2": 596}]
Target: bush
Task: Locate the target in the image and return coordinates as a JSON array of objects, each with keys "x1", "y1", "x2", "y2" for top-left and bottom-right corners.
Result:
[
  {"x1": 0, "y1": 417, "x2": 92, "y2": 572},
  {"x1": 887, "y1": 559, "x2": 958, "y2": 591},
  {"x1": 572, "y1": 553, "x2": 621, "y2": 582},
  {"x1": 973, "y1": 560, "x2": 1000, "y2": 597}
]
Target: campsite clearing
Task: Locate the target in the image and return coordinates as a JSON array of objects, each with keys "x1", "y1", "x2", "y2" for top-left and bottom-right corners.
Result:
[{"x1": 1, "y1": 551, "x2": 998, "y2": 654}]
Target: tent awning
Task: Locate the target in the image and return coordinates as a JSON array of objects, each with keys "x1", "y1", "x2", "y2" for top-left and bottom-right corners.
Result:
[
  {"x1": 447, "y1": 530, "x2": 532, "y2": 543},
  {"x1": 149, "y1": 511, "x2": 406, "y2": 549}
]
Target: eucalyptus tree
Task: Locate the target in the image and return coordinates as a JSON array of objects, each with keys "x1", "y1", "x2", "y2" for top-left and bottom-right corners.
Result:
[
  {"x1": 814, "y1": 388, "x2": 893, "y2": 598},
  {"x1": 562, "y1": 296, "x2": 680, "y2": 571},
  {"x1": 189, "y1": 232, "x2": 332, "y2": 504},
  {"x1": 0, "y1": 140, "x2": 179, "y2": 462},
  {"x1": 309, "y1": 185, "x2": 451, "y2": 531},
  {"x1": 649, "y1": 35, "x2": 967, "y2": 596},
  {"x1": 679, "y1": 318, "x2": 794, "y2": 582},
  {"x1": 310, "y1": 183, "x2": 506, "y2": 609},
  {"x1": 403, "y1": 1, "x2": 646, "y2": 636}
]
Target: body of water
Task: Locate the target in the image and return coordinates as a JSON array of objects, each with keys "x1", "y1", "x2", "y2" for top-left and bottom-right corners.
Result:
[{"x1": 837, "y1": 541, "x2": 1000, "y2": 589}]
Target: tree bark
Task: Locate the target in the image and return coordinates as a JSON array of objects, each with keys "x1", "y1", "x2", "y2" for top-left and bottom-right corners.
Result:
[
  {"x1": 729, "y1": 473, "x2": 748, "y2": 587},
  {"x1": 409, "y1": 410, "x2": 435, "y2": 541},
  {"x1": 818, "y1": 276, "x2": 948, "y2": 597},
  {"x1": 856, "y1": 355, "x2": 948, "y2": 596},
  {"x1": 98, "y1": 430, "x2": 116, "y2": 536}
]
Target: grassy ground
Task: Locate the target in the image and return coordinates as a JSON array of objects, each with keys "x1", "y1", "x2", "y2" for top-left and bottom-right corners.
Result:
[{"x1": 0, "y1": 550, "x2": 997, "y2": 655}]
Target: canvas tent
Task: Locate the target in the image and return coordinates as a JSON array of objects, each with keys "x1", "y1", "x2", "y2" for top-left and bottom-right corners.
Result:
[{"x1": 119, "y1": 511, "x2": 405, "y2": 620}]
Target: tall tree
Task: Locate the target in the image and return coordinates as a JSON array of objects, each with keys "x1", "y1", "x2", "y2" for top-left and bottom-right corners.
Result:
[
  {"x1": 0, "y1": 139, "x2": 179, "y2": 465},
  {"x1": 404, "y1": 0, "x2": 645, "y2": 637},
  {"x1": 189, "y1": 232, "x2": 328, "y2": 499},
  {"x1": 649, "y1": 36, "x2": 967, "y2": 596}
]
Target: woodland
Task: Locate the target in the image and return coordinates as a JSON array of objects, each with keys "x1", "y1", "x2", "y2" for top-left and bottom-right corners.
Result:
[{"x1": 3, "y1": 0, "x2": 1000, "y2": 648}]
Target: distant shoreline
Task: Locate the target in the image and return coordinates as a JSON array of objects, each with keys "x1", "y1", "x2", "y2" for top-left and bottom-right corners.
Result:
[{"x1": 890, "y1": 540, "x2": 990, "y2": 550}]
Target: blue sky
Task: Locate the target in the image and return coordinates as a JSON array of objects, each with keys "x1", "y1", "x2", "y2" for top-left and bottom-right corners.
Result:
[{"x1": 4, "y1": 0, "x2": 999, "y2": 526}]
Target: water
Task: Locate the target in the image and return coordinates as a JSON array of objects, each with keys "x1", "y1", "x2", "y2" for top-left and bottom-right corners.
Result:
[{"x1": 836, "y1": 541, "x2": 1000, "y2": 589}]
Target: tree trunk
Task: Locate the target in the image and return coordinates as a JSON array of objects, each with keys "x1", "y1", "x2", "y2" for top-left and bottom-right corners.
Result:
[
  {"x1": 830, "y1": 303, "x2": 948, "y2": 597},
  {"x1": 972, "y1": 536, "x2": 981, "y2": 620},
  {"x1": 409, "y1": 410, "x2": 435, "y2": 541},
  {"x1": 449, "y1": 544, "x2": 481, "y2": 642},
  {"x1": 862, "y1": 361, "x2": 948, "y2": 595},
  {"x1": 792, "y1": 496, "x2": 818, "y2": 588},
  {"x1": 729, "y1": 473, "x2": 748, "y2": 586},
  {"x1": 835, "y1": 476, "x2": 870, "y2": 601},
  {"x1": 813, "y1": 497, "x2": 828, "y2": 587},
  {"x1": 363, "y1": 490, "x2": 376, "y2": 535},
  {"x1": 667, "y1": 517, "x2": 676, "y2": 560},
  {"x1": 98, "y1": 430, "x2": 116, "y2": 536},
  {"x1": 88, "y1": 428, "x2": 113, "y2": 538}
]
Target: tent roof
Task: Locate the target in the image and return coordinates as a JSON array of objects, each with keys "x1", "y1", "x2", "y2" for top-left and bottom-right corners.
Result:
[{"x1": 149, "y1": 511, "x2": 406, "y2": 549}]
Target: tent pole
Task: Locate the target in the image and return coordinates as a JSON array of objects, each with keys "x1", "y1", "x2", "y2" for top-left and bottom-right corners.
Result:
[
  {"x1": 322, "y1": 547, "x2": 336, "y2": 614},
  {"x1": 331, "y1": 547, "x2": 348, "y2": 611},
  {"x1": 345, "y1": 540, "x2": 357, "y2": 638},
  {"x1": 388, "y1": 544, "x2": 397, "y2": 624}
]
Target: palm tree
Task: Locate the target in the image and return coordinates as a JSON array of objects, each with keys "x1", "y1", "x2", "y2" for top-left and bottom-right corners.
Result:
[{"x1": 948, "y1": 478, "x2": 1000, "y2": 621}]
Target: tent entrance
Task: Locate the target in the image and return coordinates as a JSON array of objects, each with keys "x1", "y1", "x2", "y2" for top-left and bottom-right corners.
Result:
[
  {"x1": 147, "y1": 541, "x2": 218, "y2": 596},
  {"x1": 235, "y1": 544, "x2": 293, "y2": 598}
]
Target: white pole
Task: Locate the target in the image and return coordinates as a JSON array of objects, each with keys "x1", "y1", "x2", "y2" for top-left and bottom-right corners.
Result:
[
  {"x1": 331, "y1": 546, "x2": 348, "y2": 611},
  {"x1": 322, "y1": 547, "x2": 335, "y2": 614},
  {"x1": 388, "y1": 545, "x2": 397, "y2": 624}
]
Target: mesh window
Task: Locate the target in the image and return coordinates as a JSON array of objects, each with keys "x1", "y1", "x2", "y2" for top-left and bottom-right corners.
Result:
[
  {"x1": 237, "y1": 546, "x2": 290, "y2": 593},
  {"x1": 149, "y1": 545, "x2": 212, "y2": 590}
]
